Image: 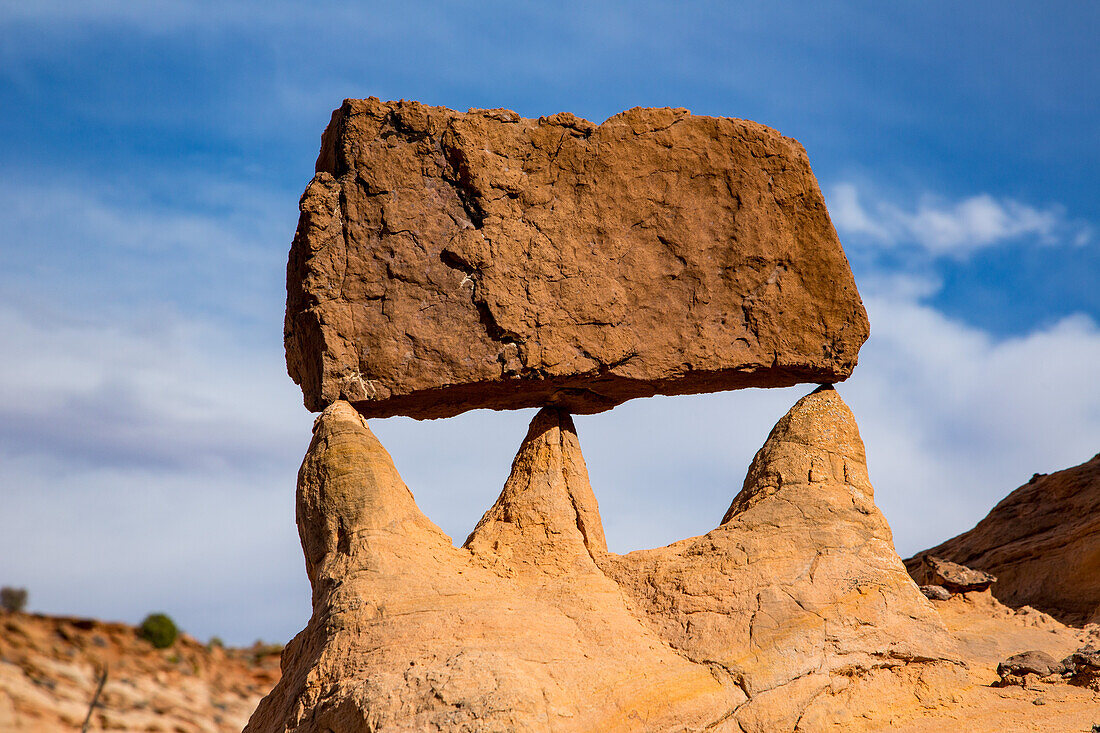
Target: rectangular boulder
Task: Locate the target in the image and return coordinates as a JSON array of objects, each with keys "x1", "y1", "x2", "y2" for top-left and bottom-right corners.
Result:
[{"x1": 285, "y1": 98, "x2": 869, "y2": 418}]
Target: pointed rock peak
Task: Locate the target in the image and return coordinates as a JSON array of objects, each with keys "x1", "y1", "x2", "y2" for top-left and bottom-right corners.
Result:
[
  {"x1": 298, "y1": 401, "x2": 446, "y2": 588},
  {"x1": 765, "y1": 384, "x2": 863, "y2": 461},
  {"x1": 721, "y1": 385, "x2": 872, "y2": 524},
  {"x1": 465, "y1": 406, "x2": 607, "y2": 560}
]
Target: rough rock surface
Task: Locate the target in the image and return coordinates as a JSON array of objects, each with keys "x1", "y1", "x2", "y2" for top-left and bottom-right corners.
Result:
[
  {"x1": 908, "y1": 453, "x2": 1100, "y2": 624},
  {"x1": 0, "y1": 611, "x2": 280, "y2": 732},
  {"x1": 246, "y1": 387, "x2": 960, "y2": 732},
  {"x1": 996, "y1": 650, "x2": 1062, "y2": 683},
  {"x1": 920, "y1": 584, "x2": 952, "y2": 601},
  {"x1": 908, "y1": 556, "x2": 996, "y2": 593},
  {"x1": 900, "y1": 590, "x2": 1100, "y2": 731},
  {"x1": 285, "y1": 98, "x2": 869, "y2": 418},
  {"x1": 1062, "y1": 648, "x2": 1100, "y2": 689}
]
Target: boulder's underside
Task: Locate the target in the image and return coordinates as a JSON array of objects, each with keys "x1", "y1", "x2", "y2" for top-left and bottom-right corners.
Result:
[{"x1": 285, "y1": 99, "x2": 869, "y2": 418}]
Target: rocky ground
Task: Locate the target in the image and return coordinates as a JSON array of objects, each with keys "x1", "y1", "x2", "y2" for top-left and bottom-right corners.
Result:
[
  {"x1": 831, "y1": 589, "x2": 1100, "y2": 732},
  {"x1": 0, "y1": 611, "x2": 281, "y2": 732},
  {"x1": 5, "y1": 566, "x2": 1098, "y2": 732}
]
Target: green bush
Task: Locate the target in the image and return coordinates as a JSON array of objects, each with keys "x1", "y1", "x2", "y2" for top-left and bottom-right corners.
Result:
[
  {"x1": 139, "y1": 613, "x2": 178, "y2": 649},
  {"x1": 0, "y1": 587, "x2": 27, "y2": 613}
]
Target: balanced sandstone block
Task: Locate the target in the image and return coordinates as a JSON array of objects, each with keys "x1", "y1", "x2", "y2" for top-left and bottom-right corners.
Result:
[{"x1": 285, "y1": 98, "x2": 869, "y2": 418}]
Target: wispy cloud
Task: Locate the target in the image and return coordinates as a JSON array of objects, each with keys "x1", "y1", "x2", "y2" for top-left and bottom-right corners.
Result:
[
  {"x1": 0, "y1": 300, "x2": 310, "y2": 473},
  {"x1": 848, "y1": 283, "x2": 1100, "y2": 553},
  {"x1": 0, "y1": 174, "x2": 295, "y2": 327},
  {"x1": 0, "y1": 295, "x2": 316, "y2": 643},
  {"x1": 829, "y1": 182, "x2": 1092, "y2": 257}
]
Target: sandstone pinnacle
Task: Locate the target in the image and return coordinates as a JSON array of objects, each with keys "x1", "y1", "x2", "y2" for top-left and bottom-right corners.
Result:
[
  {"x1": 464, "y1": 406, "x2": 607, "y2": 561},
  {"x1": 284, "y1": 99, "x2": 869, "y2": 418}
]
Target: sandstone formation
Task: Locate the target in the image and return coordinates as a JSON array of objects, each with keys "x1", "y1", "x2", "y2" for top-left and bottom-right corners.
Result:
[
  {"x1": 285, "y1": 99, "x2": 869, "y2": 418},
  {"x1": 0, "y1": 612, "x2": 280, "y2": 732},
  {"x1": 908, "y1": 453, "x2": 1100, "y2": 624},
  {"x1": 246, "y1": 387, "x2": 966, "y2": 732}
]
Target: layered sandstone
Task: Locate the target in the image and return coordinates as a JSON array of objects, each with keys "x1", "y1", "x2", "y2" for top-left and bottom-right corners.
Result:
[
  {"x1": 246, "y1": 387, "x2": 963, "y2": 732},
  {"x1": 908, "y1": 453, "x2": 1100, "y2": 624},
  {"x1": 285, "y1": 99, "x2": 869, "y2": 418}
]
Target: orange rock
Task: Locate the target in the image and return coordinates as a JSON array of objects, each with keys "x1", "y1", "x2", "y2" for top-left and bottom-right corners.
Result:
[{"x1": 284, "y1": 99, "x2": 869, "y2": 418}]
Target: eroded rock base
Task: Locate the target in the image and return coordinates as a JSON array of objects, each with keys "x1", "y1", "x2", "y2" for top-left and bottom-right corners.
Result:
[{"x1": 248, "y1": 387, "x2": 1011, "y2": 731}]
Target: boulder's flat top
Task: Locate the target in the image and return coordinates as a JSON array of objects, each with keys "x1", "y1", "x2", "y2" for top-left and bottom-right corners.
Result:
[{"x1": 285, "y1": 99, "x2": 868, "y2": 418}]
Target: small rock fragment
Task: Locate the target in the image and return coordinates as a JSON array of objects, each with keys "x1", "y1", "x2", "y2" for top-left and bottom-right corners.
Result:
[
  {"x1": 920, "y1": 584, "x2": 952, "y2": 601},
  {"x1": 997, "y1": 650, "x2": 1062, "y2": 685},
  {"x1": 908, "y1": 555, "x2": 996, "y2": 593},
  {"x1": 1062, "y1": 648, "x2": 1100, "y2": 690}
]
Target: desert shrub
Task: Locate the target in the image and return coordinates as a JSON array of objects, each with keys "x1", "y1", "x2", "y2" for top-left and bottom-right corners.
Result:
[
  {"x1": 207, "y1": 636, "x2": 224, "y2": 650},
  {"x1": 139, "y1": 613, "x2": 178, "y2": 649},
  {"x1": 0, "y1": 587, "x2": 27, "y2": 613},
  {"x1": 250, "y1": 639, "x2": 284, "y2": 664}
]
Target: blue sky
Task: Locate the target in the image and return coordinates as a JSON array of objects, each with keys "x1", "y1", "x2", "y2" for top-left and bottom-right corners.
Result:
[{"x1": 1, "y1": 1, "x2": 1098, "y2": 645}]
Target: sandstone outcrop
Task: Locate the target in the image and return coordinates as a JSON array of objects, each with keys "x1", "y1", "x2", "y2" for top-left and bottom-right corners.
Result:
[
  {"x1": 908, "y1": 453, "x2": 1100, "y2": 624},
  {"x1": 285, "y1": 99, "x2": 869, "y2": 418},
  {"x1": 920, "y1": 584, "x2": 952, "y2": 601},
  {"x1": 246, "y1": 387, "x2": 961, "y2": 732}
]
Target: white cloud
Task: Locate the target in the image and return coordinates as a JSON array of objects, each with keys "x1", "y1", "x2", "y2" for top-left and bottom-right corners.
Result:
[
  {"x1": 0, "y1": 301, "x2": 308, "y2": 471},
  {"x1": 848, "y1": 285, "x2": 1100, "y2": 554},
  {"x1": 829, "y1": 182, "x2": 1091, "y2": 257}
]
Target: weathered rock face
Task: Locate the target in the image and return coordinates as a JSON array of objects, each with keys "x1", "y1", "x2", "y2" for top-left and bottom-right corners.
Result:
[
  {"x1": 246, "y1": 387, "x2": 958, "y2": 732},
  {"x1": 285, "y1": 98, "x2": 869, "y2": 418},
  {"x1": 597, "y1": 386, "x2": 959, "y2": 730},
  {"x1": 247, "y1": 402, "x2": 736, "y2": 731},
  {"x1": 908, "y1": 453, "x2": 1100, "y2": 624}
]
